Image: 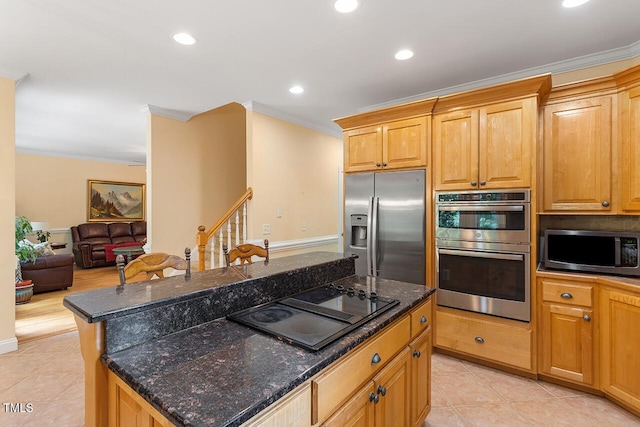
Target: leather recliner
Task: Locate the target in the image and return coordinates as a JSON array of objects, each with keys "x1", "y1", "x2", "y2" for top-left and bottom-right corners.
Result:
[
  {"x1": 71, "y1": 221, "x2": 147, "y2": 268},
  {"x1": 20, "y1": 253, "x2": 74, "y2": 294}
]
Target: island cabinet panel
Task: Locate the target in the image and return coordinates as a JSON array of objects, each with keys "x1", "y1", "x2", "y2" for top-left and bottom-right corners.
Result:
[
  {"x1": 542, "y1": 95, "x2": 613, "y2": 212},
  {"x1": 108, "y1": 371, "x2": 173, "y2": 427},
  {"x1": 410, "y1": 327, "x2": 431, "y2": 427},
  {"x1": 312, "y1": 316, "x2": 411, "y2": 423},
  {"x1": 322, "y1": 381, "x2": 375, "y2": 427},
  {"x1": 410, "y1": 298, "x2": 432, "y2": 339},
  {"x1": 538, "y1": 276, "x2": 597, "y2": 387},
  {"x1": 343, "y1": 117, "x2": 428, "y2": 173},
  {"x1": 373, "y1": 347, "x2": 411, "y2": 427},
  {"x1": 433, "y1": 98, "x2": 535, "y2": 191},
  {"x1": 620, "y1": 85, "x2": 640, "y2": 212},
  {"x1": 242, "y1": 382, "x2": 312, "y2": 427},
  {"x1": 600, "y1": 288, "x2": 640, "y2": 412},
  {"x1": 435, "y1": 308, "x2": 532, "y2": 371}
]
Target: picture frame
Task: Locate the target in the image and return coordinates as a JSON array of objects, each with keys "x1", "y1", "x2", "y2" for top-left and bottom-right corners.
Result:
[{"x1": 87, "y1": 180, "x2": 146, "y2": 222}]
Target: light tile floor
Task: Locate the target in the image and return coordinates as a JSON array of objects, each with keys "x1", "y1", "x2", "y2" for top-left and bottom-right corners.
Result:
[
  {"x1": 427, "y1": 352, "x2": 640, "y2": 427},
  {"x1": 2, "y1": 332, "x2": 640, "y2": 426}
]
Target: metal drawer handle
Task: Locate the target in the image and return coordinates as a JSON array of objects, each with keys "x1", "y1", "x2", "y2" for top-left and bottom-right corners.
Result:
[
  {"x1": 474, "y1": 336, "x2": 485, "y2": 344},
  {"x1": 420, "y1": 315, "x2": 427, "y2": 324},
  {"x1": 413, "y1": 350, "x2": 421, "y2": 358},
  {"x1": 583, "y1": 314, "x2": 591, "y2": 322},
  {"x1": 560, "y1": 292, "x2": 573, "y2": 299},
  {"x1": 371, "y1": 353, "x2": 381, "y2": 364},
  {"x1": 369, "y1": 392, "x2": 379, "y2": 404},
  {"x1": 376, "y1": 385, "x2": 387, "y2": 396}
]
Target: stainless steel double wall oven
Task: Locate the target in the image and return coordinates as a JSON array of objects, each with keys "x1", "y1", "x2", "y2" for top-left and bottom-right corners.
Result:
[{"x1": 435, "y1": 190, "x2": 531, "y2": 322}]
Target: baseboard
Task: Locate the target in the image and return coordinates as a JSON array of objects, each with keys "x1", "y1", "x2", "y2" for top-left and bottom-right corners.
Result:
[{"x1": 0, "y1": 336, "x2": 18, "y2": 355}]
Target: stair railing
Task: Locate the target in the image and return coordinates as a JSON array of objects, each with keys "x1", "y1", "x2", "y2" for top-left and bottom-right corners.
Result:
[{"x1": 196, "y1": 187, "x2": 253, "y2": 271}]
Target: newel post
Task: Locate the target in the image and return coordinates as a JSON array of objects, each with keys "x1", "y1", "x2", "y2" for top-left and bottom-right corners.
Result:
[{"x1": 196, "y1": 225, "x2": 207, "y2": 272}]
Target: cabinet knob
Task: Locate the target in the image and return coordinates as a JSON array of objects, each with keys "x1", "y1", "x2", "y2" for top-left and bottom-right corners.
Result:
[
  {"x1": 413, "y1": 349, "x2": 421, "y2": 358},
  {"x1": 376, "y1": 385, "x2": 387, "y2": 396},
  {"x1": 602, "y1": 201, "x2": 610, "y2": 207},
  {"x1": 369, "y1": 392, "x2": 379, "y2": 404},
  {"x1": 375, "y1": 162, "x2": 381, "y2": 167},
  {"x1": 560, "y1": 292, "x2": 573, "y2": 299},
  {"x1": 420, "y1": 315, "x2": 427, "y2": 324},
  {"x1": 474, "y1": 336, "x2": 485, "y2": 344},
  {"x1": 371, "y1": 353, "x2": 381, "y2": 364},
  {"x1": 480, "y1": 180, "x2": 486, "y2": 186},
  {"x1": 583, "y1": 314, "x2": 591, "y2": 322},
  {"x1": 470, "y1": 181, "x2": 478, "y2": 186},
  {"x1": 382, "y1": 162, "x2": 387, "y2": 167}
]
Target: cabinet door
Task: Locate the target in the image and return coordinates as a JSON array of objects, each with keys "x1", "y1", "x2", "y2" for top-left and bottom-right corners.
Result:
[
  {"x1": 600, "y1": 289, "x2": 640, "y2": 411},
  {"x1": 345, "y1": 125, "x2": 383, "y2": 172},
  {"x1": 323, "y1": 381, "x2": 375, "y2": 427},
  {"x1": 373, "y1": 347, "x2": 411, "y2": 427},
  {"x1": 410, "y1": 327, "x2": 431, "y2": 427},
  {"x1": 542, "y1": 96, "x2": 612, "y2": 211},
  {"x1": 540, "y1": 304, "x2": 594, "y2": 386},
  {"x1": 479, "y1": 99, "x2": 534, "y2": 189},
  {"x1": 620, "y1": 85, "x2": 640, "y2": 211},
  {"x1": 433, "y1": 109, "x2": 479, "y2": 190},
  {"x1": 382, "y1": 117, "x2": 428, "y2": 170}
]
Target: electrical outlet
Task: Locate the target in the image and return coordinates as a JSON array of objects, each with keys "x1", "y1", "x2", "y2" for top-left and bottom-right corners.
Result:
[
  {"x1": 301, "y1": 221, "x2": 307, "y2": 232},
  {"x1": 262, "y1": 224, "x2": 271, "y2": 235},
  {"x1": 277, "y1": 208, "x2": 283, "y2": 218}
]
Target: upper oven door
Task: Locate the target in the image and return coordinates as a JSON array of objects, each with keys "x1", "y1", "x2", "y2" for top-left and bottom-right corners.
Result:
[{"x1": 436, "y1": 203, "x2": 530, "y2": 244}]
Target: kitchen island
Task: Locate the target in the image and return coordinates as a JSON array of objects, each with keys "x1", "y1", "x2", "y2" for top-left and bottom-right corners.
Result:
[{"x1": 64, "y1": 252, "x2": 435, "y2": 427}]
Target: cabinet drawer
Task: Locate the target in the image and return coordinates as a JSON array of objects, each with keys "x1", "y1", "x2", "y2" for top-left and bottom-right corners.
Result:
[
  {"x1": 312, "y1": 316, "x2": 410, "y2": 424},
  {"x1": 435, "y1": 310, "x2": 532, "y2": 370},
  {"x1": 541, "y1": 279, "x2": 593, "y2": 307},
  {"x1": 410, "y1": 298, "x2": 432, "y2": 338}
]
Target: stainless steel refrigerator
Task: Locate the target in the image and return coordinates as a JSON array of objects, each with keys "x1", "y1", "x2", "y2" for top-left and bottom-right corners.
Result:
[{"x1": 344, "y1": 170, "x2": 426, "y2": 285}]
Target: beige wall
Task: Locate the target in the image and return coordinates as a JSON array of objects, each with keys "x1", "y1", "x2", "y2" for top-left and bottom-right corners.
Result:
[
  {"x1": 246, "y1": 111, "x2": 343, "y2": 255},
  {"x1": 148, "y1": 103, "x2": 246, "y2": 258},
  {"x1": 14, "y1": 153, "x2": 145, "y2": 250},
  {"x1": 0, "y1": 77, "x2": 16, "y2": 353}
]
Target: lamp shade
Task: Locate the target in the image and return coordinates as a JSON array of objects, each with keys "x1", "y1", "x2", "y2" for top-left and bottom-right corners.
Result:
[{"x1": 30, "y1": 221, "x2": 50, "y2": 232}]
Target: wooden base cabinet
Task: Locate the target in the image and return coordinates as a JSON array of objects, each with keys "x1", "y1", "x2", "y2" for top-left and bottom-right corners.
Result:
[
  {"x1": 410, "y1": 328, "x2": 431, "y2": 427},
  {"x1": 600, "y1": 288, "x2": 640, "y2": 411},
  {"x1": 108, "y1": 371, "x2": 173, "y2": 427},
  {"x1": 538, "y1": 278, "x2": 597, "y2": 387}
]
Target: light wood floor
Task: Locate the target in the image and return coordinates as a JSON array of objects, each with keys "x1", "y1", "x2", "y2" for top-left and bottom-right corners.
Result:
[{"x1": 15, "y1": 265, "x2": 120, "y2": 343}]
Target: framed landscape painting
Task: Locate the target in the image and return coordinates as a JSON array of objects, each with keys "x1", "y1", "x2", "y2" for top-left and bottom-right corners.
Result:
[{"x1": 87, "y1": 180, "x2": 145, "y2": 222}]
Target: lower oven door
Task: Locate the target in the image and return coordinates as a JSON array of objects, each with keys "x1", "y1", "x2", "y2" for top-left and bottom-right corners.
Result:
[{"x1": 436, "y1": 243, "x2": 530, "y2": 322}]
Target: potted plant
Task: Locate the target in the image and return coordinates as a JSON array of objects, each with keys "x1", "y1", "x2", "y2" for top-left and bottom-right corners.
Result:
[{"x1": 15, "y1": 216, "x2": 37, "y2": 304}]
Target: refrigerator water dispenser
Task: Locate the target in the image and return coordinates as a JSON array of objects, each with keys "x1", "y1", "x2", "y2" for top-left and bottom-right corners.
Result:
[{"x1": 350, "y1": 215, "x2": 368, "y2": 248}]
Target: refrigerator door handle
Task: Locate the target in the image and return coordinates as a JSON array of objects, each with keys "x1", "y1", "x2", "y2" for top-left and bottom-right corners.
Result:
[
  {"x1": 366, "y1": 197, "x2": 374, "y2": 275},
  {"x1": 371, "y1": 197, "x2": 379, "y2": 277}
]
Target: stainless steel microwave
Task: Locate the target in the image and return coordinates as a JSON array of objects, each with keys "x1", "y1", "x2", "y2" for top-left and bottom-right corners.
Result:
[{"x1": 543, "y1": 229, "x2": 640, "y2": 276}]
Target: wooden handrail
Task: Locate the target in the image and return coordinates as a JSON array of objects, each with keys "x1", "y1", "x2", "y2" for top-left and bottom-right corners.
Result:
[{"x1": 196, "y1": 187, "x2": 253, "y2": 271}]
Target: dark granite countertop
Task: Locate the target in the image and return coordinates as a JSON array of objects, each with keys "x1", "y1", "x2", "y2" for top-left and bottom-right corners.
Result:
[
  {"x1": 63, "y1": 252, "x2": 351, "y2": 323},
  {"x1": 105, "y1": 275, "x2": 435, "y2": 427}
]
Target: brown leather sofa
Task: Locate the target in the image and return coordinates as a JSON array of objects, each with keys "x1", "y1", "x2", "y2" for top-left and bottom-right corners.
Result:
[
  {"x1": 21, "y1": 253, "x2": 74, "y2": 294},
  {"x1": 71, "y1": 221, "x2": 147, "y2": 268}
]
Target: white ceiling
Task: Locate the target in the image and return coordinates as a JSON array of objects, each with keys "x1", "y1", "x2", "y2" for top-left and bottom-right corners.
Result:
[{"x1": 2, "y1": 0, "x2": 639, "y2": 165}]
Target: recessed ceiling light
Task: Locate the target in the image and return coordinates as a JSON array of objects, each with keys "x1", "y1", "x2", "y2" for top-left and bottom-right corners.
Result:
[
  {"x1": 289, "y1": 85, "x2": 304, "y2": 94},
  {"x1": 562, "y1": 0, "x2": 590, "y2": 7},
  {"x1": 172, "y1": 33, "x2": 197, "y2": 45},
  {"x1": 335, "y1": 0, "x2": 359, "y2": 13},
  {"x1": 395, "y1": 49, "x2": 414, "y2": 60}
]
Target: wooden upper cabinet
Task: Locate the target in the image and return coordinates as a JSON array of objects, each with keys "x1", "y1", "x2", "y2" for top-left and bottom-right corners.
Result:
[
  {"x1": 335, "y1": 98, "x2": 437, "y2": 174},
  {"x1": 433, "y1": 75, "x2": 550, "y2": 191},
  {"x1": 619, "y1": 85, "x2": 640, "y2": 212},
  {"x1": 433, "y1": 109, "x2": 479, "y2": 190},
  {"x1": 343, "y1": 117, "x2": 428, "y2": 173},
  {"x1": 542, "y1": 95, "x2": 613, "y2": 212},
  {"x1": 434, "y1": 98, "x2": 535, "y2": 191},
  {"x1": 344, "y1": 125, "x2": 383, "y2": 173}
]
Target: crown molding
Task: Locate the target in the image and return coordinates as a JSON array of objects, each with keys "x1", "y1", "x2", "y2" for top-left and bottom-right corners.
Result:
[
  {"x1": 243, "y1": 101, "x2": 342, "y2": 138},
  {"x1": 360, "y1": 41, "x2": 640, "y2": 113},
  {"x1": 141, "y1": 104, "x2": 194, "y2": 122}
]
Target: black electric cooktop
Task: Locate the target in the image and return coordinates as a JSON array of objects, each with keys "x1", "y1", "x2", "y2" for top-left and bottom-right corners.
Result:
[{"x1": 227, "y1": 284, "x2": 400, "y2": 351}]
